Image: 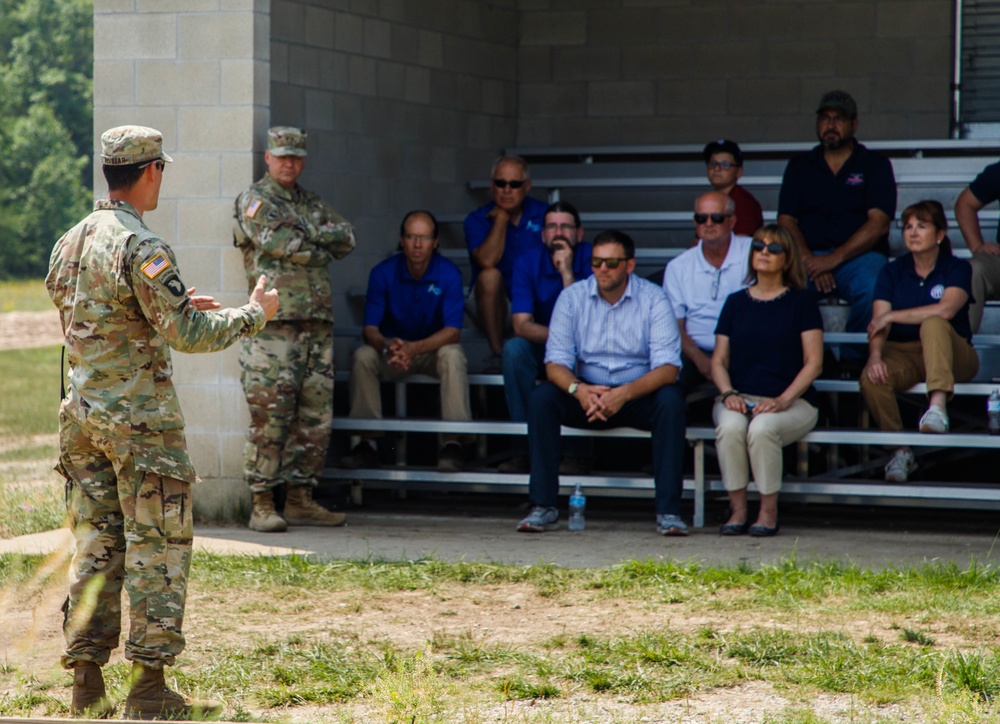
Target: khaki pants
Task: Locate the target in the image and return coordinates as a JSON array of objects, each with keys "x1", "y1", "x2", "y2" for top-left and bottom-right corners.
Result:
[
  {"x1": 968, "y1": 253, "x2": 1000, "y2": 333},
  {"x1": 859, "y1": 316, "x2": 979, "y2": 432},
  {"x1": 713, "y1": 396, "x2": 818, "y2": 495},
  {"x1": 349, "y1": 343, "x2": 472, "y2": 444}
]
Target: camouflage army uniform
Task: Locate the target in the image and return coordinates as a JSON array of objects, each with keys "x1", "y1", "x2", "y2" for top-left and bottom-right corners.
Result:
[
  {"x1": 234, "y1": 173, "x2": 355, "y2": 493},
  {"x1": 47, "y1": 197, "x2": 266, "y2": 670}
]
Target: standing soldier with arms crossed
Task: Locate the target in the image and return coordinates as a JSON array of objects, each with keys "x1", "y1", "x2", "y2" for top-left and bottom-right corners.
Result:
[
  {"x1": 48, "y1": 125, "x2": 279, "y2": 719},
  {"x1": 234, "y1": 127, "x2": 356, "y2": 532}
]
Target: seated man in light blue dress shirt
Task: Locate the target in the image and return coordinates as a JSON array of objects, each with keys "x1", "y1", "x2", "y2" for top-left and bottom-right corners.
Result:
[{"x1": 516, "y1": 230, "x2": 689, "y2": 536}]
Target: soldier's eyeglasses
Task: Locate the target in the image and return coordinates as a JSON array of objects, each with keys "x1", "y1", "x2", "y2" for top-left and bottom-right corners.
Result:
[
  {"x1": 140, "y1": 160, "x2": 165, "y2": 172},
  {"x1": 693, "y1": 212, "x2": 730, "y2": 224},
  {"x1": 590, "y1": 257, "x2": 628, "y2": 269},
  {"x1": 493, "y1": 179, "x2": 525, "y2": 189},
  {"x1": 751, "y1": 240, "x2": 787, "y2": 255}
]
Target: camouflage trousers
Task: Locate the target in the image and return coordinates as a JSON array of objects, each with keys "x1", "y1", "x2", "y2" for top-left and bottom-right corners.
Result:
[
  {"x1": 58, "y1": 412, "x2": 193, "y2": 670},
  {"x1": 240, "y1": 320, "x2": 334, "y2": 493}
]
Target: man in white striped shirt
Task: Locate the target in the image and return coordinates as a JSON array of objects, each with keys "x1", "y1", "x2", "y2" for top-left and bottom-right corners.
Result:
[{"x1": 516, "y1": 230, "x2": 689, "y2": 536}]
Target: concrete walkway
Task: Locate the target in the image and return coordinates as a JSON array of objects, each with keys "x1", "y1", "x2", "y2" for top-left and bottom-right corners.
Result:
[{"x1": 4, "y1": 504, "x2": 999, "y2": 569}]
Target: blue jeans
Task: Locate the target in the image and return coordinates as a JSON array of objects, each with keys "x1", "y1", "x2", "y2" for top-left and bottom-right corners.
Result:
[
  {"x1": 527, "y1": 381, "x2": 686, "y2": 515},
  {"x1": 502, "y1": 337, "x2": 590, "y2": 459},
  {"x1": 810, "y1": 250, "x2": 886, "y2": 365}
]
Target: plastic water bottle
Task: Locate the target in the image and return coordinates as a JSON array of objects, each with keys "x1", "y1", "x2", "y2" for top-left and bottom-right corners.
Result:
[
  {"x1": 568, "y1": 483, "x2": 586, "y2": 531},
  {"x1": 989, "y1": 389, "x2": 1000, "y2": 435}
]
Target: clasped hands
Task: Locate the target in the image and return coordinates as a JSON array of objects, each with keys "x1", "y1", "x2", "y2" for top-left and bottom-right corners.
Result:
[
  {"x1": 384, "y1": 338, "x2": 415, "y2": 371},
  {"x1": 574, "y1": 383, "x2": 629, "y2": 422}
]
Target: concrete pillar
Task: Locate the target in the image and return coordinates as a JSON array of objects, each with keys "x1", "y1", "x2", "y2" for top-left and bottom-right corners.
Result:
[{"x1": 93, "y1": 0, "x2": 270, "y2": 521}]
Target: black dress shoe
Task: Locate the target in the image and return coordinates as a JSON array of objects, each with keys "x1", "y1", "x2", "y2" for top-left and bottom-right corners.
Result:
[
  {"x1": 749, "y1": 522, "x2": 780, "y2": 537},
  {"x1": 719, "y1": 521, "x2": 750, "y2": 536}
]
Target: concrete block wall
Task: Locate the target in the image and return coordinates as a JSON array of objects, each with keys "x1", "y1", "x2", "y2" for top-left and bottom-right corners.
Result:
[
  {"x1": 516, "y1": 0, "x2": 953, "y2": 147},
  {"x1": 270, "y1": 0, "x2": 521, "y2": 332},
  {"x1": 93, "y1": 0, "x2": 270, "y2": 520}
]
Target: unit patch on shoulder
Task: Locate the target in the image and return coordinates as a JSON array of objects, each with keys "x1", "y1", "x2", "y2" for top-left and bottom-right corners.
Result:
[
  {"x1": 246, "y1": 199, "x2": 263, "y2": 219},
  {"x1": 141, "y1": 253, "x2": 171, "y2": 279},
  {"x1": 161, "y1": 273, "x2": 186, "y2": 298}
]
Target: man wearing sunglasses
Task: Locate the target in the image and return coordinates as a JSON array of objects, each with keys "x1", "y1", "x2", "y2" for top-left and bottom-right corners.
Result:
[
  {"x1": 663, "y1": 191, "x2": 752, "y2": 394},
  {"x1": 499, "y1": 201, "x2": 594, "y2": 474},
  {"x1": 777, "y1": 90, "x2": 896, "y2": 370},
  {"x1": 517, "y1": 230, "x2": 689, "y2": 537},
  {"x1": 48, "y1": 126, "x2": 279, "y2": 719},
  {"x1": 464, "y1": 155, "x2": 548, "y2": 371},
  {"x1": 234, "y1": 127, "x2": 357, "y2": 533}
]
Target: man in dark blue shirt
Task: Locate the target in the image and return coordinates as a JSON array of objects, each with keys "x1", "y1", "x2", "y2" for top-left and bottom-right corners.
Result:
[
  {"x1": 778, "y1": 90, "x2": 897, "y2": 367},
  {"x1": 341, "y1": 210, "x2": 471, "y2": 471},
  {"x1": 464, "y1": 155, "x2": 548, "y2": 369},
  {"x1": 498, "y1": 201, "x2": 593, "y2": 474}
]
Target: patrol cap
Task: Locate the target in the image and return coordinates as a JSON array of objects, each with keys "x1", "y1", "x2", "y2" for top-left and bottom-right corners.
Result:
[
  {"x1": 816, "y1": 90, "x2": 857, "y2": 119},
  {"x1": 268, "y1": 126, "x2": 308, "y2": 157},
  {"x1": 100, "y1": 125, "x2": 173, "y2": 167},
  {"x1": 703, "y1": 139, "x2": 743, "y2": 166}
]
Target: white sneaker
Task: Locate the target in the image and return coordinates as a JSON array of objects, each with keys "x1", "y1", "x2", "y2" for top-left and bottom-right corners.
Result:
[
  {"x1": 885, "y1": 448, "x2": 917, "y2": 483},
  {"x1": 918, "y1": 406, "x2": 949, "y2": 434}
]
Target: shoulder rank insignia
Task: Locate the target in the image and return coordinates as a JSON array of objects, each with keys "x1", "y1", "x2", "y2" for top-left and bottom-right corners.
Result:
[
  {"x1": 141, "y1": 253, "x2": 171, "y2": 279},
  {"x1": 246, "y1": 199, "x2": 263, "y2": 219}
]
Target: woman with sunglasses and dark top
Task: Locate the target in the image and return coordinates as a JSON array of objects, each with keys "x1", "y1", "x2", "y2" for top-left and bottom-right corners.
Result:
[
  {"x1": 710, "y1": 224, "x2": 824, "y2": 536},
  {"x1": 859, "y1": 200, "x2": 978, "y2": 484}
]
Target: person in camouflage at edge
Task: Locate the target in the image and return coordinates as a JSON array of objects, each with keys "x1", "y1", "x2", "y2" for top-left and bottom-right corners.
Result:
[
  {"x1": 47, "y1": 126, "x2": 279, "y2": 719},
  {"x1": 233, "y1": 126, "x2": 356, "y2": 532}
]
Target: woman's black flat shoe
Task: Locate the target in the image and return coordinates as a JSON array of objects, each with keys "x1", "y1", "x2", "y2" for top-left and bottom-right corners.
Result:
[
  {"x1": 720, "y1": 521, "x2": 750, "y2": 536},
  {"x1": 749, "y1": 523, "x2": 780, "y2": 537}
]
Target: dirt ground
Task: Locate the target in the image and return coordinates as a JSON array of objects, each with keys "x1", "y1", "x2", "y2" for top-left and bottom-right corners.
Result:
[{"x1": 0, "y1": 309, "x2": 62, "y2": 350}]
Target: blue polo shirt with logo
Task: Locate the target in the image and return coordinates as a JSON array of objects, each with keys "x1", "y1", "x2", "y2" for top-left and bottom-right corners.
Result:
[
  {"x1": 778, "y1": 142, "x2": 897, "y2": 255},
  {"x1": 363, "y1": 253, "x2": 465, "y2": 340},
  {"x1": 873, "y1": 251, "x2": 973, "y2": 343},
  {"x1": 463, "y1": 196, "x2": 548, "y2": 295},
  {"x1": 511, "y1": 241, "x2": 593, "y2": 327}
]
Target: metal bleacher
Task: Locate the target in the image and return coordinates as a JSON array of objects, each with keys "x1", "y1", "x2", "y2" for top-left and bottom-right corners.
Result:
[{"x1": 325, "y1": 138, "x2": 1000, "y2": 524}]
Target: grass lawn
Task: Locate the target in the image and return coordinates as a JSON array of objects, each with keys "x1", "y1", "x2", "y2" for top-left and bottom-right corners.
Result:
[{"x1": 0, "y1": 278, "x2": 52, "y2": 313}]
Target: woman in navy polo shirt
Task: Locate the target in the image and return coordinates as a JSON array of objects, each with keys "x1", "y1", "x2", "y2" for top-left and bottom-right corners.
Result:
[
  {"x1": 711, "y1": 224, "x2": 824, "y2": 537},
  {"x1": 860, "y1": 200, "x2": 979, "y2": 483}
]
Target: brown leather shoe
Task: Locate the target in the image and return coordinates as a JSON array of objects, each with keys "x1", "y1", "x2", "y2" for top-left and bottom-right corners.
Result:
[
  {"x1": 123, "y1": 663, "x2": 222, "y2": 721},
  {"x1": 283, "y1": 486, "x2": 346, "y2": 526},
  {"x1": 248, "y1": 489, "x2": 287, "y2": 532},
  {"x1": 70, "y1": 660, "x2": 115, "y2": 719}
]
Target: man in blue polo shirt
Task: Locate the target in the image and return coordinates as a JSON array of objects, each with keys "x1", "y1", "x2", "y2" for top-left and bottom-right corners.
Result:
[
  {"x1": 778, "y1": 90, "x2": 897, "y2": 369},
  {"x1": 464, "y1": 155, "x2": 548, "y2": 370},
  {"x1": 499, "y1": 201, "x2": 593, "y2": 474},
  {"x1": 340, "y1": 210, "x2": 471, "y2": 472}
]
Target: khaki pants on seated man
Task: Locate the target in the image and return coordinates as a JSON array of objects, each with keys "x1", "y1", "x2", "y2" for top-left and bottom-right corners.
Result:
[{"x1": 345, "y1": 343, "x2": 472, "y2": 470}]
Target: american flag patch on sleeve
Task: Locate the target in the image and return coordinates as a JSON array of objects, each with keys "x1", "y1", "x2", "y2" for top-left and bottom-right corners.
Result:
[
  {"x1": 246, "y1": 199, "x2": 263, "y2": 219},
  {"x1": 141, "y1": 253, "x2": 171, "y2": 279}
]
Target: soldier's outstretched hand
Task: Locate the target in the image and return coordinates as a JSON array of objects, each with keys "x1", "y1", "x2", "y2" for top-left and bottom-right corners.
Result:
[
  {"x1": 186, "y1": 287, "x2": 221, "y2": 311},
  {"x1": 250, "y1": 274, "x2": 280, "y2": 321}
]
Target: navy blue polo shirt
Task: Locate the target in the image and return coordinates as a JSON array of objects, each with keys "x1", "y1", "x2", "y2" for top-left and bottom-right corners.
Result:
[
  {"x1": 778, "y1": 142, "x2": 897, "y2": 255},
  {"x1": 511, "y1": 241, "x2": 593, "y2": 326},
  {"x1": 363, "y1": 253, "x2": 465, "y2": 340},
  {"x1": 873, "y1": 251, "x2": 973, "y2": 343},
  {"x1": 968, "y1": 160, "x2": 1000, "y2": 243},
  {"x1": 463, "y1": 196, "x2": 548, "y2": 295}
]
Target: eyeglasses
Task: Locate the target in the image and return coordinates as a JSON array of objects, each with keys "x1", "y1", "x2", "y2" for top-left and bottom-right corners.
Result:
[
  {"x1": 817, "y1": 113, "x2": 850, "y2": 125},
  {"x1": 707, "y1": 161, "x2": 736, "y2": 170},
  {"x1": 751, "y1": 239, "x2": 787, "y2": 255},
  {"x1": 493, "y1": 179, "x2": 526, "y2": 190},
  {"x1": 403, "y1": 233, "x2": 435, "y2": 243},
  {"x1": 693, "y1": 212, "x2": 730, "y2": 225},
  {"x1": 543, "y1": 222, "x2": 577, "y2": 233},
  {"x1": 140, "y1": 159, "x2": 165, "y2": 172},
  {"x1": 590, "y1": 257, "x2": 629, "y2": 269}
]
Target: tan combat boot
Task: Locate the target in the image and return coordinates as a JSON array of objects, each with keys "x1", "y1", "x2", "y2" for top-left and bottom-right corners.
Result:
[
  {"x1": 283, "y1": 486, "x2": 346, "y2": 526},
  {"x1": 122, "y1": 663, "x2": 223, "y2": 721},
  {"x1": 70, "y1": 660, "x2": 115, "y2": 718},
  {"x1": 248, "y1": 489, "x2": 287, "y2": 532}
]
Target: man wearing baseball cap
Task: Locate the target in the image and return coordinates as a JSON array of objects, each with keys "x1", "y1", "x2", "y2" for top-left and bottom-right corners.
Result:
[
  {"x1": 777, "y1": 90, "x2": 897, "y2": 371},
  {"x1": 49, "y1": 125, "x2": 279, "y2": 718},
  {"x1": 233, "y1": 126, "x2": 356, "y2": 533},
  {"x1": 703, "y1": 139, "x2": 764, "y2": 238}
]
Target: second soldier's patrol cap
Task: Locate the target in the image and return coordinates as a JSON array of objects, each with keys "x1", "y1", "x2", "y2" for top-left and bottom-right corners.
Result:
[
  {"x1": 268, "y1": 126, "x2": 308, "y2": 157},
  {"x1": 100, "y1": 125, "x2": 173, "y2": 167}
]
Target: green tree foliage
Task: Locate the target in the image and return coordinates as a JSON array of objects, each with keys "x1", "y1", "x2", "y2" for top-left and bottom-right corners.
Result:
[{"x1": 0, "y1": 0, "x2": 92, "y2": 279}]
